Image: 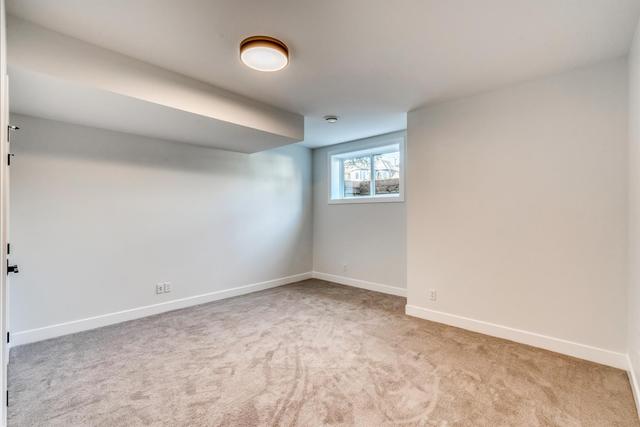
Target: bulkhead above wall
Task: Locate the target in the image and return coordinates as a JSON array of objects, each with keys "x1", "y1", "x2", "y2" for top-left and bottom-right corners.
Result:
[{"x1": 6, "y1": 17, "x2": 304, "y2": 153}]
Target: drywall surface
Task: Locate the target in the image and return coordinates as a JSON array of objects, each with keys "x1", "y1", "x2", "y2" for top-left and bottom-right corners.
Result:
[
  {"x1": 407, "y1": 59, "x2": 628, "y2": 353},
  {"x1": 8, "y1": 114, "x2": 312, "y2": 333},
  {"x1": 7, "y1": 17, "x2": 303, "y2": 152},
  {"x1": 628, "y1": 15, "x2": 640, "y2": 407},
  {"x1": 312, "y1": 132, "x2": 406, "y2": 291}
]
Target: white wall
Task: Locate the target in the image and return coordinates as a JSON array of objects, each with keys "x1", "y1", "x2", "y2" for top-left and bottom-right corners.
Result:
[
  {"x1": 312, "y1": 132, "x2": 406, "y2": 294},
  {"x1": 9, "y1": 114, "x2": 312, "y2": 337},
  {"x1": 628, "y1": 16, "x2": 640, "y2": 406},
  {"x1": 407, "y1": 59, "x2": 629, "y2": 363}
]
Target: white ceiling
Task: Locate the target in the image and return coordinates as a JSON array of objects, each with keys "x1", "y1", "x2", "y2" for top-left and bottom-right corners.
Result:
[
  {"x1": 7, "y1": 0, "x2": 640, "y2": 148},
  {"x1": 7, "y1": 17, "x2": 304, "y2": 153}
]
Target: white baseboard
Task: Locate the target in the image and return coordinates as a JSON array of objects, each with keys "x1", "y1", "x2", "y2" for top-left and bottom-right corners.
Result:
[
  {"x1": 11, "y1": 272, "x2": 312, "y2": 347},
  {"x1": 311, "y1": 271, "x2": 406, "y2": 297},
  {"x1": 405, "y1": 304, "x2": 627, "y2": 370},
  {"x1": 629, "y1": 355, "x2": 640, "y2": 418}
]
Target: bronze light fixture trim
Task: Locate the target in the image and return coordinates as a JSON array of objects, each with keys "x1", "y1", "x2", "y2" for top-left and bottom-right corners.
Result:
[{"x1": 240, "y1": 36, "x2": 289, "y2": 72}]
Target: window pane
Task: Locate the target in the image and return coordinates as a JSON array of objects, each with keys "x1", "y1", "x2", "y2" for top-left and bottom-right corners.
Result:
[
  {"x1": 374, "y1": 151, "x2": 400, "y2": 194},
  {"x1": 343, "y1": 156, "x2": 371, "y2": 197}
]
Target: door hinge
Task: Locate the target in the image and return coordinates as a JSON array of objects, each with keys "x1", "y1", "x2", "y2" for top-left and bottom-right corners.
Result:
[
  {"x1": 6, "y1": 390, "x2": 8, "y2": 407},
  {"x1": 7, "y1": 153, "x2": 14, "y2": 166},
  {"x1": 6, "y1": 243, "x2": 9, "y2": 255},
  {"x1": 6, "y1": 332, "x2": 9, "y2": 343},
  {"x1": 7, "y1": 125, "x2": 19, "y2": 143},
  {"x1": 6, "y1": 260, "x2": 18, "y2": 274}
]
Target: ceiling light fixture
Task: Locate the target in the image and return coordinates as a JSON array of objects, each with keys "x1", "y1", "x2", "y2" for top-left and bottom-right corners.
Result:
[
  {"x1": 324, "y1": 115, "x2": 338, "y2": 123},
  {"x1": 240, "y1": 36, "x2": 289, "y2": 72}
]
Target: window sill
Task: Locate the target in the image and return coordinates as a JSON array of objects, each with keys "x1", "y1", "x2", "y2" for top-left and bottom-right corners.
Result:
[{"x1": 328, "y1": 195, "x2": 404, "y2": 205}]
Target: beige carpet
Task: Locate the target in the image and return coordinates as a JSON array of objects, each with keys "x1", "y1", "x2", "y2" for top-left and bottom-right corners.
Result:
[{"x1": 8, "y1": 279, "x2": 639, "y2": 426}]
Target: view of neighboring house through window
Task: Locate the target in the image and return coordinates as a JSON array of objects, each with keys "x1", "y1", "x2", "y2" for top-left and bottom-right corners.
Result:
[
  {"x1": 343, "y1": 155, "x2": 371, "y2": 197},
  {"x1": 329, "y1": 134, "x2": 405, "y2": 203},
  {"x1": 374, "y1": 151, "x2": 400, "y2": 194}
]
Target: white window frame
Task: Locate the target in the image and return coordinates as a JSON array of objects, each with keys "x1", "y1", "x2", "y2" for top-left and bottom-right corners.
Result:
[{"x1": 327, "y1": 132, "x2": 405, "y2": 204}]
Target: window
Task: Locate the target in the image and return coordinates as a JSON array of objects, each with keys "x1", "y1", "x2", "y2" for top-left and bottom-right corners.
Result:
[{"x1": 328, "y1": 134, "x2": 405, "y2": 203}]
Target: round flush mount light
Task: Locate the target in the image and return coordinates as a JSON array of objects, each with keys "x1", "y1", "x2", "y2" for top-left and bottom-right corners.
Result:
[
  {"x1": 324, "y1": 115, "x2": 338, "y2": 123},
  {"x1": 240, "y1": 36, "x2": 289, "y2": 72}
]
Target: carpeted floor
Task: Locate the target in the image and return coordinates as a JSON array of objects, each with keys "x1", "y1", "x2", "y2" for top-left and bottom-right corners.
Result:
[{"x1": 8, "y1": 279, "x2": 639, "y2": 426}]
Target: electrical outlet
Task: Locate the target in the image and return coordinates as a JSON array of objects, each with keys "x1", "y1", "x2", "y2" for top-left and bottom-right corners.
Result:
[
  {"x1": 342, "y1": 264, "x2": 348, "y2": 273},
  {"x1": 163, "y1": 282, "x2": 172, "y2": 293},
  {"x1": 428, "y1": 289, "x2": 437, "y2": 301},
  {"x1": 155, "y1": 284, "x2": 164, "y2": 295}
]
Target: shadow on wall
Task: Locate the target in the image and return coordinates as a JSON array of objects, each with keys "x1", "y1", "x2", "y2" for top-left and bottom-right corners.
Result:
[{"x1": 9, "y1": 113, "x2": 307, "y2": 179}]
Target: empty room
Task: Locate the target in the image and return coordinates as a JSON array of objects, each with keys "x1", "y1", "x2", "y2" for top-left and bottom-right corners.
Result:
[{"x1": 0, "y1": 0, "x2": 640, "y2": 425}]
